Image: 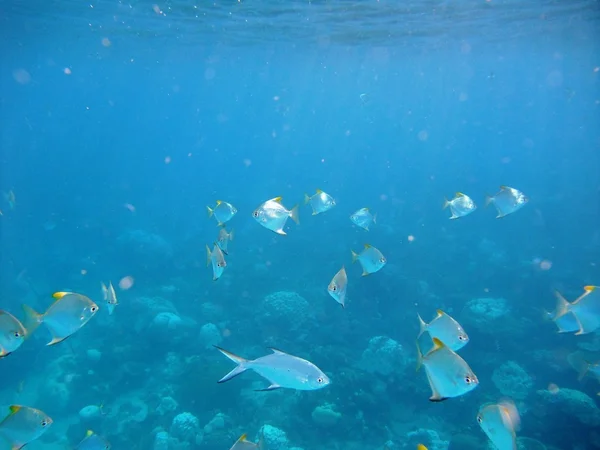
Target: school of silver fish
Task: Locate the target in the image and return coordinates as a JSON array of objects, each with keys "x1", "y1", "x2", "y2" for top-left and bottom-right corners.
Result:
[{"x1": 1, "y1": 184, "x2": 597, "y2": 450}]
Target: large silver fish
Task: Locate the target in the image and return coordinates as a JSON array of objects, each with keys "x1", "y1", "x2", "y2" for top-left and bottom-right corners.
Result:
[
  {"x1": 23, "y1": 292, "x2": 99, "y2": 346},
  {"x1": 252, "y1": 197, "x2": 299, "y2": 235},
  {"x1": 0, "y1": 405, "x2": 53, "y2": 450},
  {"x1": 0, "y1": 310, "x2": 27, "y2": 357},
  {"x1": 485, "y1": 186, "x2": 528, "y2": 218},
  {"x1": 207, "y1": 200, "x2": 237, "y2": 226},
  {"x1": 304, "y1": 189, "x2": 336, "y2": 215},
  {"x1": 554, "y1": 285, "x2": 600, "y2": 334},
  {"x1": 351, "y1": 244, "x2": 386, "y2": 276},
  {"x1": 477, "y1": 400, "x2": 520, "y2": 450},
  {"x1": 417, "y1": 309, "x2": 469, "y2": 351},
  {"x1": 350, "y1": 207, "x2": 376, "y2": 231},
  {"x1": 214, "y1": 346, "x2": 330, "y2": 391},
  {"x1": 443, "y1": 192, "x2": 477, "y2": 219},
  {"x1": 416, "y1": 337, "x2": 478, "y2": 401},
  {"x1": 206, "y1": 243, "x2": 227, "y2": 281},
  {"x1": 327, "y1": 266, "x2": 348, "y2": 308}
]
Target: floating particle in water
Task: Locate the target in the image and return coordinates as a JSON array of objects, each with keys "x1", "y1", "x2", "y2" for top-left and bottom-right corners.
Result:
[
  {"x1": 418, "y1": 130, "x2": 428, "y2": 141},
  {"x1": 64, "y1": 68, "x2": 72, "y2": 75},
  {"x1": 13, "y1": 69, "x2": 31, "y2": 84},
  {"x1": 539, "y1": 260, "x2": 552, "y2": 271},
  {"x1": 81, "y1": 269, "x2": 87, "y2": 275},
  {"x1": 124, "y1": 203, "x2": 135, "y2": 213},
  {"x1": 164, "y1": 156, "x2": 171, "y2": 164},
  {"x1": 408, "y1": 235, "x2": 415, "y2": 242},
  {"x1": 548, "y1": 383, "x2": 559, "y2": 394},
  {"x1": 243, "y1": 159, "x2": 251, "y2": 167},
  {"x1": 101, "y1": 37, "x2": 111, "y2": 47},
  {"x1": 119, "y1": 276, "x2": 134, "y2": 290}
]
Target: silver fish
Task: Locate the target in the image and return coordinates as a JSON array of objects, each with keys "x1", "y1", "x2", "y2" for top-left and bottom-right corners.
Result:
[
  {"x1": 228, "y1": 433, "x2": 264, "y2": 450},
  {"x1": 554, "y1": 285, "x2": 600, "y2": 335},
  {"x1": 546, "y1": 291, "x2": 582, "y2": 333},
  {"x1": 0, "y1": 310, "x2": 27, "y2": 358},
  {"x1": 206, "y1": 243, "x2": 227, "y2": 281},
  {"x1": 443, "y1": 192, "x2": 477, "y2": 219},
  {"x1": 485, "y1": 186, "x2": 528, "y2": 218},
  {"x1": 416, "y1": 337, "x2": 479, "y2": 401},
  {"x1": 23, "y1": 292, "x2": 99, "y2": 346},
  {"x1": 327, "y1": 266, "x2": 348, "y2": 308},
  {"x1": 477, "y1": 401, "x2": 520, "y2": 450},
  {"x1": 217, "y1": 227, "x2": 234, "y2": 254},
  {"x1": 101, "y1": 281, "x2": 118, "y2": 316},
  {"x1": 77, "y1": 430, "x2": 111, "y2": 450},
  {"x1": 304, "y1": 189, "x2": 336, "y2": 215},
  {"x1": 350, "y1": 207, "x2": 377, "y2": 231},
  {"x1": 0, "y1": 405, "x2": 53, "y2": 450},
  {"x1": 207, "y1": 200, "x2": 237, "y2": 226},
  {"x1": 252, "y1": 197, "x2": 299, "y2": 235},
  {"x1": 351, "y1": 244, "x2": 386, "y2": 276},
  {"x1": 417, "y1": 309, "x2": 469, "y2": 351},
  {"x1": 214, "y1": 346, "x2": 330, "y2": 391}
]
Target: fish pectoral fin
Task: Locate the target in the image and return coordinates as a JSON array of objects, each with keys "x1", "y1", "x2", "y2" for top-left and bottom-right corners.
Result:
[
  {"x1": 428, "y1": 395, "x2": 449, "y2": 403},
  {"x1": 255, "y1": 384, "x2": 281, "y2": 391},
  {"x1": 275, "y1": 229, "x2": 287, "y2": 235},
  {"x1": 47, "y1": 335, "x2": 69, "y2": 346}
]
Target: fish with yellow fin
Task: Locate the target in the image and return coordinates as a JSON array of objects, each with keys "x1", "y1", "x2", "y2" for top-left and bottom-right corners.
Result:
[
  {"x1": 76, "y1": 430, "x2": 111, "y2": 450},
  {"x1": 252, "y1": 197, "x2": 299, "y2": 235},
  {"x1": 485, "y1": 186, "x2": 528, "y2": 218},
  {"x1": 217, "y1": 227, "x2": 234, "y2": 254},
  {"x1": 477, "y1": 400, "x2": 520, "y2": 450},
  {"x1": 554, "y1": 285, "x2": 600, "y2": 335},
  {"x1": 443, "y1": 192, "x2": 476, "y2": 219},
  {"x1": 228, "y1": 432, "x2": 264, "y2": 450},
  {"x1": 327, "y1": 266, "x2": 348, "y2": 308},
  {"x1": 351, "y1": 244, "x2": 386, "y2": 276},
  {"x1": 207, "y1": 200, "x2": 237, "y2": 226},
  {"x1": 0, "y1": 405, "x2": 52, "y2": 450},
  {"x1": 304, "y1": 189, "x2": 336, "y2": 215},
  {"x1": 22, "y1": 292, "x2": 99, "y2": 345},
  {"x1": 0, "y1": 310, "x2": 28, "y2": 358},
  {"x1": 417, "y1": 309, "x2": 469, "y2": 351}
]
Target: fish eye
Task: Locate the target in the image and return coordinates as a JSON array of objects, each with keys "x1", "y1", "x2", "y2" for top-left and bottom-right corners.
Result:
[
  {"x1": 331, "y1": 285, "x2": 337, "y2": 291},
  {"x1": 317, "y1": 377, "x2": 324, "y2": 383},
  {"x1": 13, "y1": 331, "x2": 22, "y2": 338},
  {"x1": 91, "y1": 305, "x2": 98, "y2": 313},
  {"x1": 41, "y1": 420, "x2": 49, "y2": 427},
  {"x1": 458, "y1": 335, "x2": 467, "y2": 341},
  {"x1": 379, "y1": 257, "x2": 386, "y2": 263},
  {"x1": 252, "y1": 211, "x2": 259, "y2": 218},
  {"x1": 476, "y1": 415, "x2": 482, "y2": 423},
  {"x1": 465, "y1": 375, "x2": 475, "y2": 384}
]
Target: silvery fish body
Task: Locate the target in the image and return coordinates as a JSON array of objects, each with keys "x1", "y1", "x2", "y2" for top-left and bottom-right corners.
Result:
[
  {"x1": 0, "y1": 405, "x2": 53, "y2": 450},
  {"x1": 206, "y1": 243, "x2": 227, "y2": 280},
  {"x1": 444, "y1": 192, "x2": 476, "y2": 219},
  {"x1": 252, "y1": 197, "x2": 299, "y2": 235},
  {"x1": 477, "y1": 402, "x2": 519, "y2": 450},
  {"x1": 486, "y1": 186, "x2": 528, "y2": 218},
  {"x1": 351, "y1": 244, "x2": 386, "y2": 276},
  {"x1": 207, "y1": 200, "x2": 237, "y2": 226},
  {"x1": 228, "y1": 433, "x2": 263, "y2": 450},
  {"x1": 217, "y1": 227, "x2": 234, "y2": 254},
  {"x1": 77, "y1": 430, "x2": 111, "y2": 450},
  {"x1": 0, "y1": 310, "x2": 27, "y2": 357},
  {"x1": 554, "y1": 286, "x2": 600, "y2": 334},
  {"x1": 417, "y1": 338, "x2": 478, "y2": 401},
  {"x1": 327, "y1": 266, "x2": 348, "y2": 308},
  {"x1": 350, "y1": 207, "x2": 376, "y2": 231},
  {"x1": 101, "y1": 281, "x2": 118, "y2": 316},
  {"x1": 417, "y1": 310, "x2": 469, "y2": 351},
  {"x1": 215, "y1": 346, "x2": 330, "y2": 391},
  {"x1": 304, "y1": 189, "x2": 336, "y2": 215}
]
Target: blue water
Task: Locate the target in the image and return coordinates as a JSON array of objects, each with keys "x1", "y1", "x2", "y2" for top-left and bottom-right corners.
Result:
[{"x1": 1, "y1": 1, "x2": 600, "y2": 449}]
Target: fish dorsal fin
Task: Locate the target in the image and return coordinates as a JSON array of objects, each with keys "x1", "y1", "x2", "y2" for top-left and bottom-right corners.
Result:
[
  {"x1": 52, "y1": 292, "x2": 70, "y2": 300},
  {"x1": 455, "y1": 192, "x2": 464, "y2": 197},
  {"x1": 435, "y1": 309, "x2": 447, "y2": 319},
  {"x1": 272, "y1": 196, "x2": 283, "y2": 203},
  {"x1": 239, "y1": 433, "x2": 248, "y2": 442},
  {"x1": 430, "y1": 337, "x2": 445, "y2": 352},
  {"x1": 268, "y1": 347, "x2": 288, "y2": 355},
  {"x1": 316, "y1": 189, "x2": 323, "y2": 193},
  {"x1": 216, "y1": 200, "x2": 223, "y2": 205},
  {"x1": 9, "y1": 405, "x2": 21, "y2": 414},
  {"x1": 86, "y1": 430, "x2": 95, "y2": 438},
  {"x1": 417, "y1": 445, "x2": 428, "y2": 450},
  {"x1": 584, "y1": 285, "x2": 597, "y2": 292},
  {"x1": 364, "y1": 243, "x2": 372, "y2": 249},
  {"x1": 500, "y1": 185, "x2": 509, "y2": 190}
]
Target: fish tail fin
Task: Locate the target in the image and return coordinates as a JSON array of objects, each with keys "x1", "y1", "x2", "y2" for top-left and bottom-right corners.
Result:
[
  {"x1": 484, "y1": 195, "x2": 493, "y2": 207},
  {"x1": 372, "y1": 213, "x2": 377, "y2": 224},
  {"x1": 443, "y1": 197, "x2": 450, "y2": 209},
  {"x1": 229, "y1": 229, "x2": 234, "y2": 241},
  {"x1": 303, "y1": 193, "x2": 311, "y2": 205},
  {"x1": 351, "y1": 250, "x2": 359, "y2": 264},
  {"x1": 289, "y1": 204, "x2": 300, "y2": 224},
  {"x1": 415, "y1": 341, "x2": 423, "y2": 371},
  {"x1": 206, "y1": 245, "x2": 212, "y2": 267},
  {"x1": 21, "y1": 304, "x2": 42, "y2": 337},
  {"x1": 214, "y1": 346, "x2": 249, "y2": 383},
  {"x1": 257, "y1": 429, "x2": 266, "y2": 450},
  {"x1": 417, "y1": 313, "x2": 427, "y2": 338},
  {"x1": 100, "y1": 282, "x2": 108, "y2": 301},
  {"x1": 553, "y1": 290, "x2": 572, "y2": 319},
  {"x1": 206, "y1": 206, "x2": 214, "y2": 218}
]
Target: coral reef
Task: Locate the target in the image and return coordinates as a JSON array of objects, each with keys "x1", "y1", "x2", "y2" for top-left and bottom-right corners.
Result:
[
  {"x1": 492, "y1": 360, "x2": 534, "y2": 399},
  {"x1": 536, "y1": 388, "x2": 600, "y2": 426}
]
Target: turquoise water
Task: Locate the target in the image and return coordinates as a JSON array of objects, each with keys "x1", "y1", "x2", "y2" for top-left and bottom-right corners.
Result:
[{"x1": 1, "y1": 1, "x2": 600, "y2": 450}]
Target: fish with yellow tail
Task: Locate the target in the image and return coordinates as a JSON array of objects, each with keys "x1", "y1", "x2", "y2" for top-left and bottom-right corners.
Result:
[
  {"x1": 22, "y1": 292, "x2": 99, "y2": 345},
  {"x1": 0, "y1": 310, "x2": 28, "y2": 358},
  {"x1": 477, "y1": 400, "x2": 520, "y2": 450},
  {"x1": 304, "y1": 189, "x2": 336, "y2": 215},
  {"x1": 443, "y1": 192, "x2": 476, "y2": 219},
  {"x1": 416, "y1": 337, "x2": 478, "y2": 401},
  {"x1": 207, "y1": 200, "x2": 237, "y2": 226},
  {"x1": 351, "y1": 244, "x2": 386, "y2": 276},
  {"x1": 0, "y1": 405, "x2": 53, "y2": 450},
  {"x1": 252, "y1": 197, "x2": 299, "y2": 235},
  {"x1": 554, "y1": 285, "x2": 600, "y2": 335},
  {"x1": 76, "y1": 429, "x2": 111, "y2": 450},
  {"x1": 228, "y1": 432, "x2": 264, "y2": 450},
  {"x1": 485, "y1": 186, "x2": 528, "y2": 218}
]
